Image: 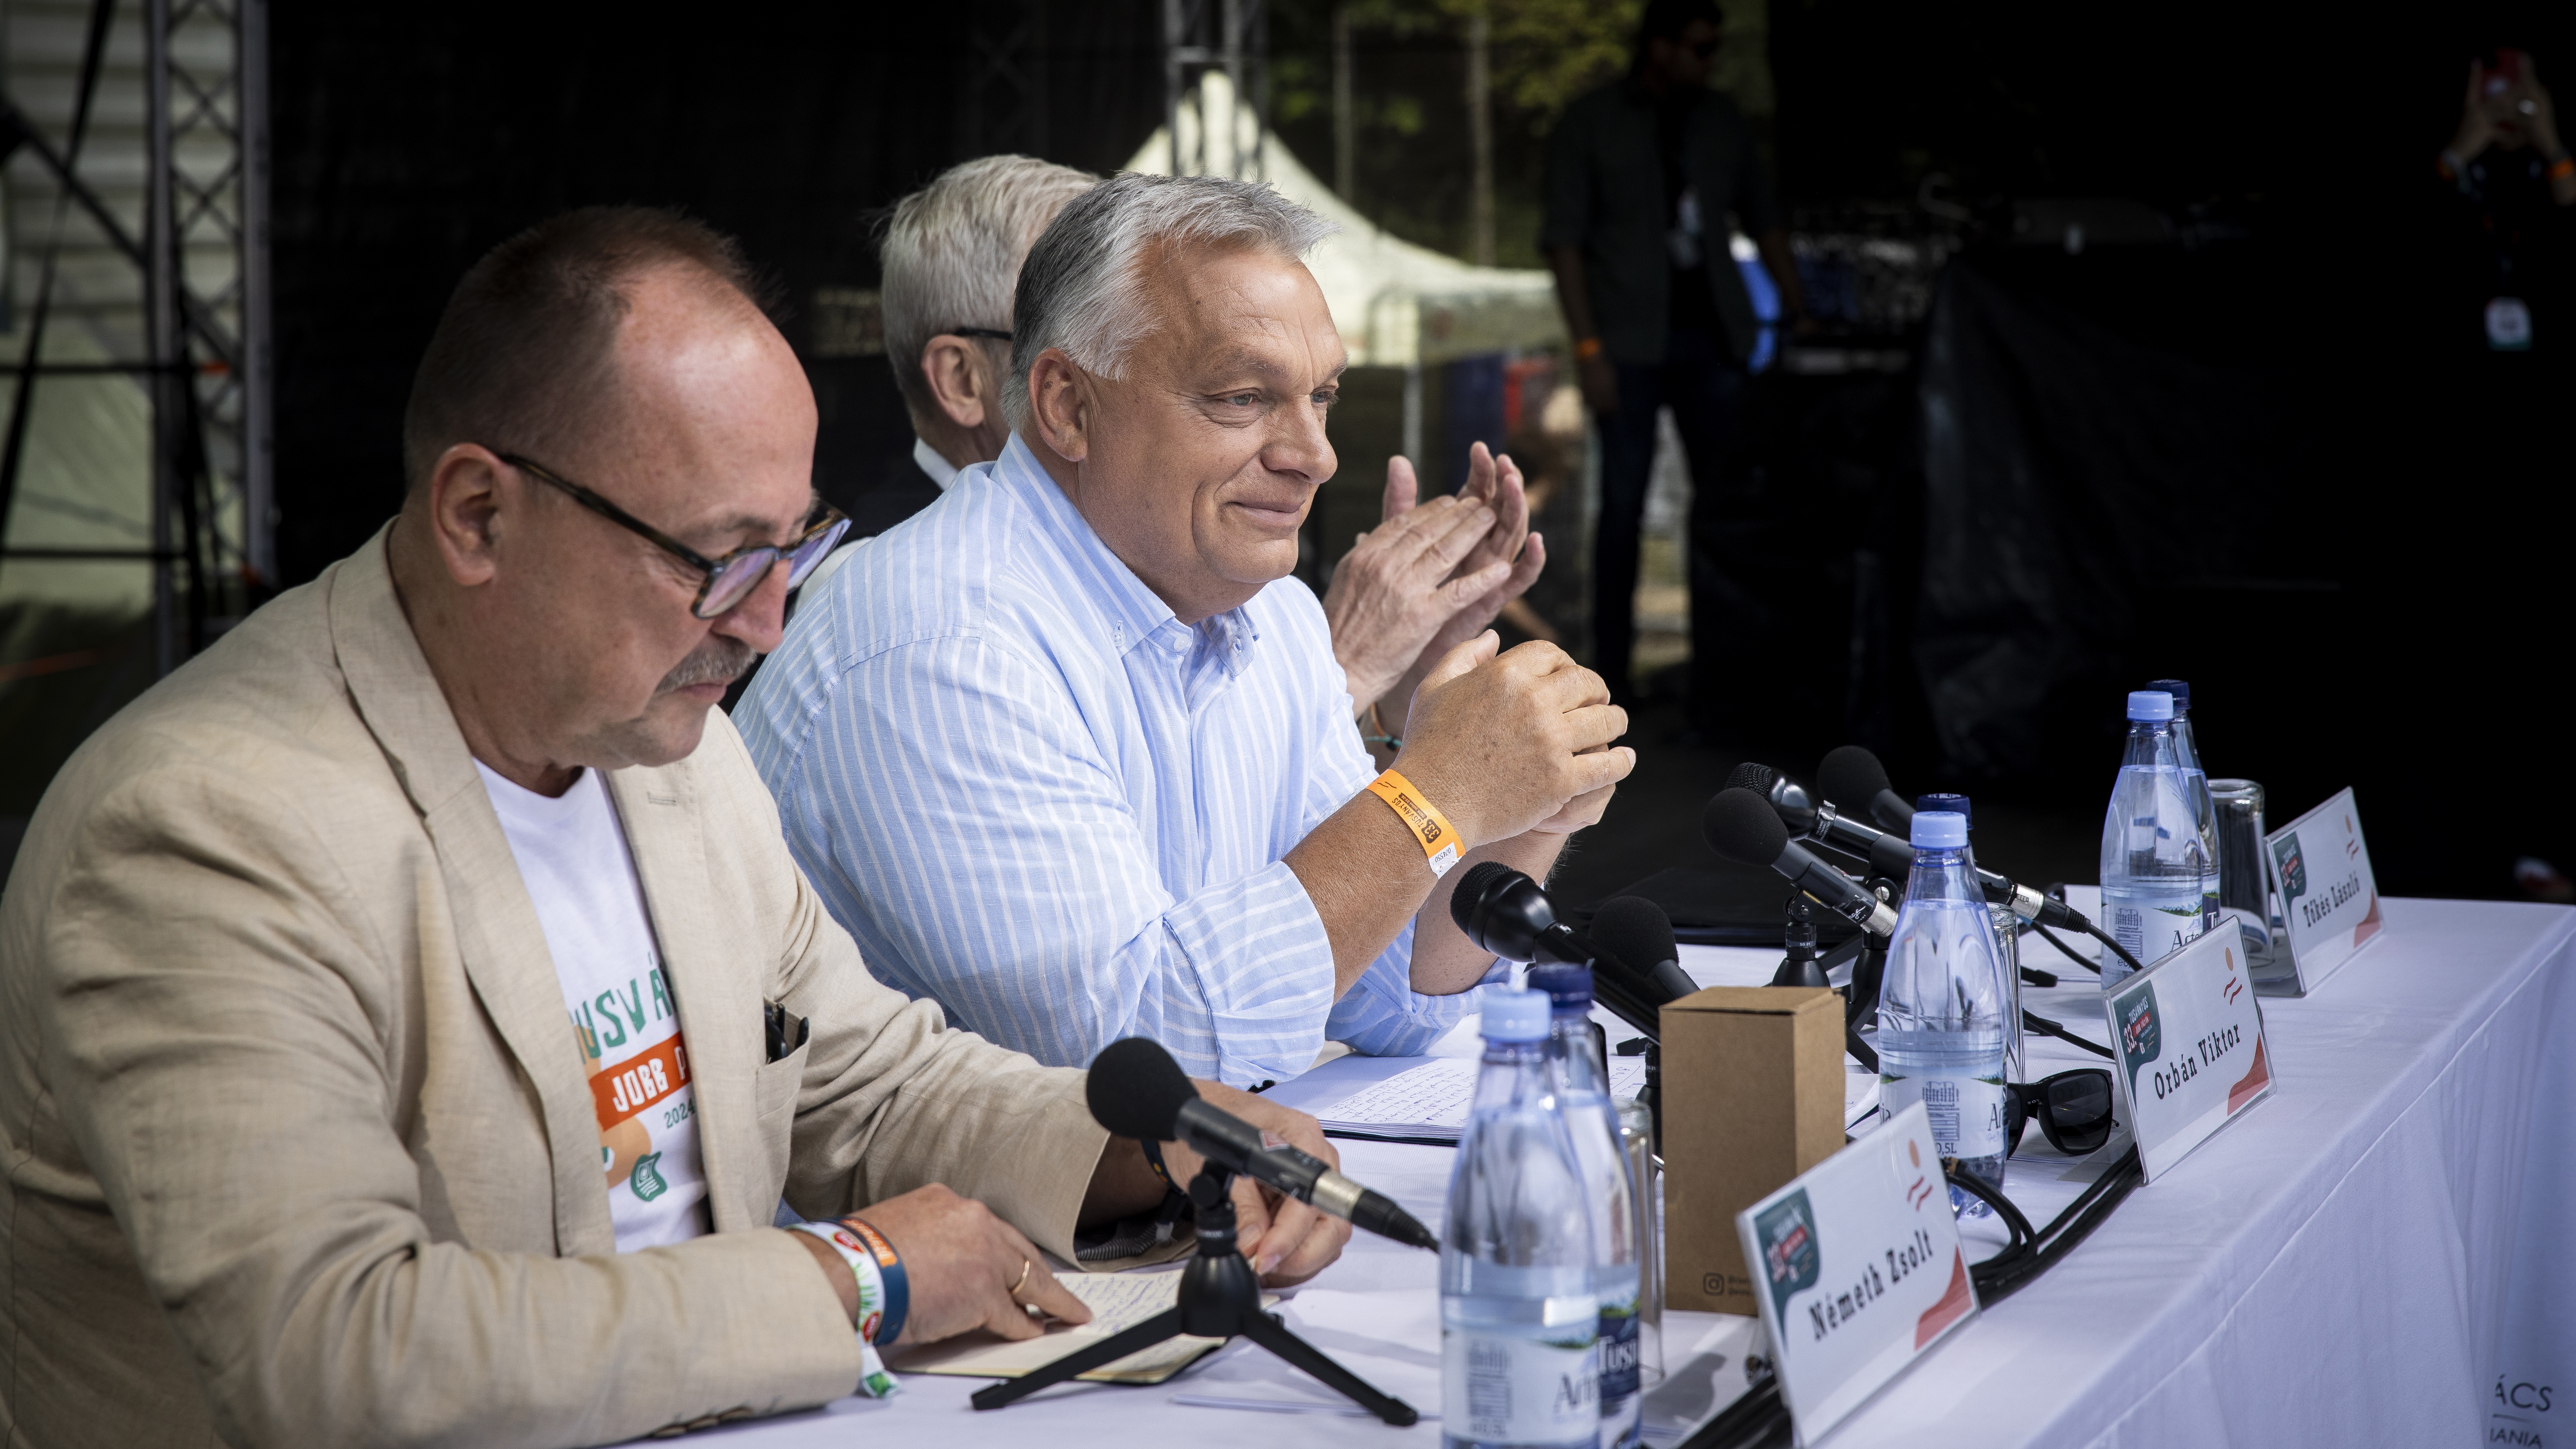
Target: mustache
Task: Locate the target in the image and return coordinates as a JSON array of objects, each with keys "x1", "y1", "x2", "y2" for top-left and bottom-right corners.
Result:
[{"x1": 656, "y1": 635, "x2": 758, "y2": 695}]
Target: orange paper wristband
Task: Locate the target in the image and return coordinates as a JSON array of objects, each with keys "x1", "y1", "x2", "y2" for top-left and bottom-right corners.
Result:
[{"x1": 1367, "y1": 769, "x2": 1463, "y2": 877}]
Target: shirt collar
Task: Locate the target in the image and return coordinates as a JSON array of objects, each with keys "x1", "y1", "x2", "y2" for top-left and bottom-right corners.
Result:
[
  {"x1": 995, "y1": 432, "x2": 1183, "y2": 659},
  {"x1": 912, "y1": 436, "x2": 962, "y2": 491}
]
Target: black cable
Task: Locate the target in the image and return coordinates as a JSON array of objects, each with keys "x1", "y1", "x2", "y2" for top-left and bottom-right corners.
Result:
[
  {"x1": 1844, "y1": 1021, "x2": 1879, "y2": 1074},
  {"x1": 2029, "y1": 920, "x2": 2104, "y2": 975},
  {"x1": 2080, "y1": 919, "x2": 2151, "y2": 979},
  {"x1": 2028, "y1": 1145, "x2": 2135, "y2": 1246},
  {"x1": 1684, "y1": 1147, "x2": 2148, "y2": 1446},
  {"x1": 2022, "y1": 1009, "x2": 2115, "y2": 1059},
  {"x1": 1979, "y1": 1146, "x2": 2144, "y2": 1303},
  {"x1": 1944, "y1": 1166, "x2": 2037, "y2": 1291}
]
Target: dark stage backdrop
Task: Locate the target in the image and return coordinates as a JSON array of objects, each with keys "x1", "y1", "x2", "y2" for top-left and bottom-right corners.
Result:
[
  {"x1": 269, "y1": 0, "x2": 1165, "y2": 586},
  {"x1": 267, "y1": 0, "x2": 2576, "y2": 898}
]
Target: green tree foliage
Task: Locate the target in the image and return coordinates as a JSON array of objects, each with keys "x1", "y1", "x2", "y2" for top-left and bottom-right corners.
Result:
[{"x1": 1463, "y1": 0, "x2": 1643, "y2": 132}]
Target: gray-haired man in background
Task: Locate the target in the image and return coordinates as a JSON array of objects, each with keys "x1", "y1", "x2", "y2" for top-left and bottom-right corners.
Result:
[
  {"x1": 870, "y1": 154, "x2": 1544, "y2": 747},
  {"x1": 739, "y1": 174, "x2": 1633, "y2": 1089}
]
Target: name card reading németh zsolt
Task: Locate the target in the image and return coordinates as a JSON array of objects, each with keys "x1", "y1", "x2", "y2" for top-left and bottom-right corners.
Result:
[{"x1": 1736, "y1": 1103, "x2": 1976, "y2": 1444}]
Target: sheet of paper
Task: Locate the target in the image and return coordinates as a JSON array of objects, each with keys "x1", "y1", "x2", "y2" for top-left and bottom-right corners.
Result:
[
  {"x1": 889, "y1": 1270, "x2": 1274, "y2": 1385},
  {"x1": 1310, "y1": 1054, "x2": 1648, "y2": 1139}
]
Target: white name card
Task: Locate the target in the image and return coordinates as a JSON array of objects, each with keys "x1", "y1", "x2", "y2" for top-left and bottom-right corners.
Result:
[
  {"x1": 1735, "y1": 1103, "x2": 1977, "y2": 1445},
  {"x1": 2103, "y1": 924, "x2": 2277, "y2": 1181},
  {"x1": 2265, "y1": 786, "x2": 2384, "y2": 994}
]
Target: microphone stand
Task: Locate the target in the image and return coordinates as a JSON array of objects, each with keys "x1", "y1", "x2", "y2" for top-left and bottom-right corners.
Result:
[
  {"x1": 1846, "y1": 875, "x2": 1901, "y2": 1030},
  {"x1": 970, "y1": 1168, "x2": 1419, "y2": 1425},
  {"x1": 1773, "y1": 894, "x2": 1885, "y2": 1075}
]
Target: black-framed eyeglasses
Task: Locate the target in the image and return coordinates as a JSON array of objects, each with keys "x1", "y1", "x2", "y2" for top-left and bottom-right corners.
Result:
[
  {"x1": 496, "y1": 451, "x2": 850, "y2": 619},
  {"x1": 2004, "y1": 1069, "x2": 2116, "y2": 1158},
  {"x1": 947, "y1": 326, "x2": 1013, "y2": 343}
]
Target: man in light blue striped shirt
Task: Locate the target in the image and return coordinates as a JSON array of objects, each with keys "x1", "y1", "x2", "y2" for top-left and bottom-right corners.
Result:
[{"x1": 738, "y1": 174, "x2": 1634, "y2": 1086}]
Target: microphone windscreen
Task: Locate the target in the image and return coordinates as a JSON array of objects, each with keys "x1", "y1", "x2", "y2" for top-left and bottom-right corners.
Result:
[
  {"x1": 1703, "y1": 787, "x2": 1791, "y2": 866},
  {"x1": 1723, "y1": 761, "x2": 1780, "y2": 797},
  {"x1": 1449, "y1": 860, "x2": 1517, "y2": 937},
  {"x1": 1818, "y1": 746, "x2": 1892, "y2": 813},
  {"x1": 1086, "y1": 1037, "x2": 1199, "y2": 1141},
  {"x1": 1592, "y1": 895, "x2": 1679, "y2": 974}
]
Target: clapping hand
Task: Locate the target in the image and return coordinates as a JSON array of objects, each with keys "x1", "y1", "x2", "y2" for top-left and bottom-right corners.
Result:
[{"x1": 1322, "y1": 445, "x2": 1546, "y2": 735}]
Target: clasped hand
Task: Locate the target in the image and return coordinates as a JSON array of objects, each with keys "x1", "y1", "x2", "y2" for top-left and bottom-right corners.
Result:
[{"x1": 1393, "y1": 631, "x2": 1634, "y2": 848}]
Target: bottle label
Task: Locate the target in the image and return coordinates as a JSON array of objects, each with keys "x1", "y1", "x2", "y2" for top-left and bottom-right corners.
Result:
[
  {"x1": 2109, "y1": 894, "x2": 2206, "y2": 965},
  {"x1": 1599, "y1": 1286, "x2": 1641, "y2": 1443},
  {"x1": 1444, "y1": 1314, "x2": 1601, "y2": 1447},
  {"x1": 1881, "y1": 1073, "x2": 2005, "y2": 1159}
]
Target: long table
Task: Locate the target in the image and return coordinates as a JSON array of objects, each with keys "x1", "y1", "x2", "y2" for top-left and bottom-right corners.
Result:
[{"x1": 702, "y1": 897, "x2": 2574, "y2": 1448}]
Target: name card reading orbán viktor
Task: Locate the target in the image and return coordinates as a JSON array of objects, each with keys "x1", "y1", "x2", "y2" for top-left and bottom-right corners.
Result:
[
  {"x1": 1735, "y1": 1103, "x2": 1977, "y2": 1445},
  {"x1": 2103, "y1": 924, "x2": 2278, "y2": 1182},
  {"x1": 2265, "y1": 786, "x2": 2383, "y2": 995}
]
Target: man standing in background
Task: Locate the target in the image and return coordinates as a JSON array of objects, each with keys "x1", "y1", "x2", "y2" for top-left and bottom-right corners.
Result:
[{"x1": 1541, "y1": 0, "x2": 1809, "y2": 717}]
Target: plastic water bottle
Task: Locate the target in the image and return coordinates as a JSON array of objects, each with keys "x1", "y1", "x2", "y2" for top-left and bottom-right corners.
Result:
[
  {"x1": 1917, "y1": 792, "x2": 2023, "y2": 1085},
  {"x1": 1443, "y1": 989, "x2": 1601, "y2": 1449},
  {"x1": 2146, "y1": 678, "x2": 2223, "y2": 931},
  {"x1": 1530, "y1": 966, "x2": 1640, "y2": 1449},
  {"x1": 2099, "y1": 689, "x2": 2214, "y2": 983},
  {"x1": 1877, "y1": 810, "x2": 2010, "y2": 1213}
]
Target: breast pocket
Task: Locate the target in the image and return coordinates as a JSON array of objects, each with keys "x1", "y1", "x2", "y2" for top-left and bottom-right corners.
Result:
[
  {"x1": 749, "y1": 1041, "x2": 809, "y2": 1202},
  {"x1": 754, "y1": 1041, "x2": 809, "y2": 1122}
]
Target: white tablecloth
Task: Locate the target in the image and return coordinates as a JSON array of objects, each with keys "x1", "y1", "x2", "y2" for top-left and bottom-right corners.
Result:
[{"x1": 700, "y1": 897, "x2": 2574, "y2": 1449}]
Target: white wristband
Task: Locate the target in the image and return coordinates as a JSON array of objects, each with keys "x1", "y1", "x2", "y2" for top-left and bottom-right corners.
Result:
[{"x1": 787, "y1": 1221, "x2": 901, "y2": 1398}]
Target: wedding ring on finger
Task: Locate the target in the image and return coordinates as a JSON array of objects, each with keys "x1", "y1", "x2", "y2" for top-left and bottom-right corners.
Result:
[{"x1": 1011, "y1": 1257, "x2": 1046, "y2": 1319}]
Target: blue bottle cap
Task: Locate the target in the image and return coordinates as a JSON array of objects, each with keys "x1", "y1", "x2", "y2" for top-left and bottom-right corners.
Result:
[
  {"x1": 1481, "y1": 988, "x2": 1552, "y2": 1043},
  {"x1": 1911, "y1": 810, "x2": 1968, "y2": 849},
  {"x1": 2128, "y1": 690, "x2": 2174, "y2": 722},
  {"x1": 1527, "y1": 964, "x2": 1594, "y2": 1015},
  {"x1": 1916, "y1": 791, "x2": 1971, "y2": 826},
  {"x1": 2144, "y1": 678, "x2": 2191, "y2": 709}
]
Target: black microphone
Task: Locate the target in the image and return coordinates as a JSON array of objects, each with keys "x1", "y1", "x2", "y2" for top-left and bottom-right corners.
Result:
[
  {"x1": 1731, "y1": 758, "x2": 2091, "y2": 923},
  {"x1": 1732, "y1": 759, "x2": 1908, "y2": 877},
  {"x1": 1703, "y1": 787, "x2": 1900, "y2": 936},
  {"x1": 1775, "y1": 759, "x2": 2090, "y2": 933},
  {"x1": 1451, "y1": 860, "x2": 1588, "y2": 967},
  {"x1": 1450, "y1": 863, "x2": 1665, "y2": 1038},
  {"x1": 1723, "y1": 761, "x2": 1818, "y2": 837},
  {"x1": 1087, "y1": 1038, "x2": 1438, "y2": 1251},
  {"x1": 1590, "y1": 895, "x2": 1701, "y2": 1005},
  {"x1": 1819, "y1": 746, "x2": 1915, "y2": 836}
]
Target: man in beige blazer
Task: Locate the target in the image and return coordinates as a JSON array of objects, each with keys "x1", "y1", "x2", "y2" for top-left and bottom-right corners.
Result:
[{"x1": 0, "y1": 206, "x2": 1343, "y2": 1449}]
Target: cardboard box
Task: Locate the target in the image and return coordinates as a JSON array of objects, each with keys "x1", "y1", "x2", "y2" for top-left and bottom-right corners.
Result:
[{"x1": 1661, "y1": 985, "x2": 1847, "y2": 1316}]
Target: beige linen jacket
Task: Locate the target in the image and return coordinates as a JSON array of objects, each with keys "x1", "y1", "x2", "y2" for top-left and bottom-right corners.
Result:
[{"x1": 0, "y1": 527, "x2": 1110, "y2": 1448}]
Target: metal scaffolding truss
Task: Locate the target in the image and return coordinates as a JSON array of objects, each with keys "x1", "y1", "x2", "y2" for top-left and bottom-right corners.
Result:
[
  {"x1": 0, "y1": 0, "x2": 270, "y2": 675},
  {"x1": 956, "y1": 0, "x2": 1047, "y2": 162},
  {"x1": 1163, "y1": 0, "x2": 1266, "y2": 180}
]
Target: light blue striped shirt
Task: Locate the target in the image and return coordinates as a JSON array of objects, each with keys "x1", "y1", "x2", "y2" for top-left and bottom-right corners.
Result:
[{"x1": 736, "y1": 435, "x2": 1485, "y2": 1085}]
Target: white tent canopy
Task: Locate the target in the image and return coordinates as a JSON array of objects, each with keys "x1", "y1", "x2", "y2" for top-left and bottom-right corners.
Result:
[{"x1": 1122, "y1": 73, "x2": 1564, "y2": 368}]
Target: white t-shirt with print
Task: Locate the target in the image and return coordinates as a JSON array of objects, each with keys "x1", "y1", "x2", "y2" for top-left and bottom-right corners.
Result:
[{"x1": 477, "y1": 761, "x2": 712, "y2": 1251}]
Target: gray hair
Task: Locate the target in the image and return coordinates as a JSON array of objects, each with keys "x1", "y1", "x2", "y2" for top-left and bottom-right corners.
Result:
[
  {"x1": 879, "y1": 154, "x2": 1098, "y2": 423},
  {"x1": 1004, "y1": 172, "x2": 1337, "y2": 432}
]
